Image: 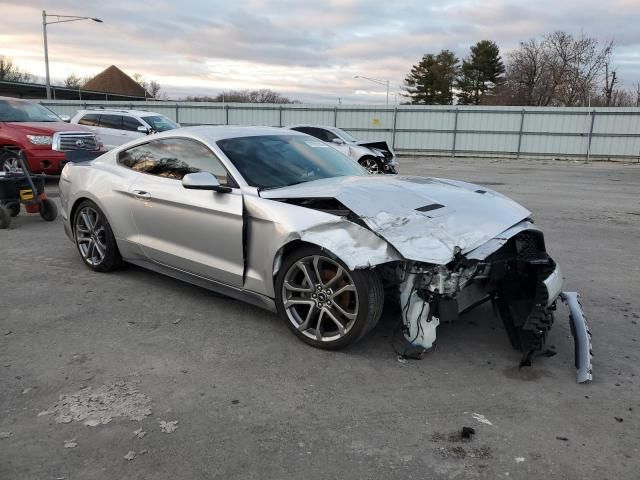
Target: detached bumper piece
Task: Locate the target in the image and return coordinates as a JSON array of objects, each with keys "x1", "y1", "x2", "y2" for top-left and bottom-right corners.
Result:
[{"x1": 561, "y1": 292, "x2": 593, "y2": 384}]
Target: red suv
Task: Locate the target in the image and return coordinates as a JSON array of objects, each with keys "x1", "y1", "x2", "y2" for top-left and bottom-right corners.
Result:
[{"x1": 0, "y1": 96, "x2": 103, "y2": 175}]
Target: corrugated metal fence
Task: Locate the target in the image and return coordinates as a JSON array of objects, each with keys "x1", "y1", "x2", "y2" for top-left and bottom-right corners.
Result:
[{"x1": 40, "y1": 101, "x2": 640, "y2": 161}]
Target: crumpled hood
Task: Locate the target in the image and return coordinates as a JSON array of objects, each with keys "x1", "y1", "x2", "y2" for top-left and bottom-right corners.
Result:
[{"x1": 261, "y1": 175, "x2": 531, "y2": 264}]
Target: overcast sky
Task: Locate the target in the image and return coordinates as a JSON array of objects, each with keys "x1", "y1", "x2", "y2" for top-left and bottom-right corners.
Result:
[{"x1": 1, "y1": 0, "x2": 639, "y2": 103}]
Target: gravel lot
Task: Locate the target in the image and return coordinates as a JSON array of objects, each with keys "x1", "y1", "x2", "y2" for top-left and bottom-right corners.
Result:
[{"x1": 1, "y1": 156, "x2": 639, "y2": 479}]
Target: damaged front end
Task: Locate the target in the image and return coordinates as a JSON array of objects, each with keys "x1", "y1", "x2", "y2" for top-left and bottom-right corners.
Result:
[{"x1": 391, "y1": 229, "x2": 577, "y2": 374}]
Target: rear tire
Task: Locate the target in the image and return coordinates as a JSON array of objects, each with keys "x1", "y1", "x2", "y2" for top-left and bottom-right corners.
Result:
[
  {"x1": 275, "y1": 245, "x2": 384, "y2": 349},
  {"x1": 73, "y1": 200, "x2": 123, "y2": 272},
  {"x1": 39, "y1": 198, "x2": 58, "y2": 221}
]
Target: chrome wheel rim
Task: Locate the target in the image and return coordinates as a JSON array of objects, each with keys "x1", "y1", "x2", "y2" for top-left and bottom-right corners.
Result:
[
  {"x1": 75, "y1": 207, "x2": 107, "y2": 266},
  {"x1": 2, "y1": 157, "x2": 20, "y2": 173},
  {"x1": 282, "y1": 255, "x2": 359, "y2": 342},
  {"x1": 361, "y1": 158, "x2": 380, "y2": 174}
]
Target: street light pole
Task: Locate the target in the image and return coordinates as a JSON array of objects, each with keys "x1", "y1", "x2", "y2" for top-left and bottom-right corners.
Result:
[
  {"x1": 42, "y1": 10, "x2": 103, "y2": 100},
  {"x1": 42, "y1": 11, "x2": 51, "y2": 99},
  {"x1": 353, "y1": 75, "x2": 390, "y2": 105}
]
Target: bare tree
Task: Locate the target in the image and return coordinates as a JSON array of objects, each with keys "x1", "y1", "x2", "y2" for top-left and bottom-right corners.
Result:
[
  {"x1": 500, "y1": 32, "x2": 614, "y2": 106},
  {"x1": 131, "y1": 73, "x2": 162, "y2": 98},
  {"x1": 0, "y1": 56, "x2": 35, "y2": 82},
  {"x1": 147, "y1": 80, "x2": 161, "y2": 98}
]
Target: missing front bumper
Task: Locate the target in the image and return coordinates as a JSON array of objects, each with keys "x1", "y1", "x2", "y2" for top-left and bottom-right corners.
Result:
[{"x1": 561, "y1": 292, "x2": 593, "y2": 384}]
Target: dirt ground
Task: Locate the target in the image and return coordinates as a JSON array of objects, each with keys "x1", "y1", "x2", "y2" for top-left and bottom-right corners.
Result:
[{"x1": 1, "y1": 156, "x2": 639, "y2": 480}]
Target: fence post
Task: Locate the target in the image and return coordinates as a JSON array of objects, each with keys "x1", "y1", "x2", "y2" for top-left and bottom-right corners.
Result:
[
  {"x1": 392, "y1": 106, "x2": 398, "y2": 150},
  {"x1": 278, "y1": 105, "x2": 283, "y2": 127},
  {"x1": 586, "y1": 110, "x2": 596, "y2": 162},
  {"x1": 225, "y1": 104, "x2": 229, "y2": 125},
  {"x1": 516, "y1": 109, "x2": 526, "y2": 159},
  {"x1": 333, "y1": 106, "x2": 338, "y2": 127},
  {"x1": 175, "y1": 103, "x2": 179, "y2": 124},
  {"x1": 451, "y1": 108, "x2": 459, "y2": 157}
]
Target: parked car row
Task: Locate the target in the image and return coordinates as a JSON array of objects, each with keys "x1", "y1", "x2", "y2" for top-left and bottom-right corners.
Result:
[{"x1": 0, "y1": 97, "x2": 398, "y2": 175}]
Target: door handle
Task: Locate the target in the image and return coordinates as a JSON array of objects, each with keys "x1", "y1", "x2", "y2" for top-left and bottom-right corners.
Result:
[{"x1": 132, "y1": 190, "x2": 151, "y2": 199}]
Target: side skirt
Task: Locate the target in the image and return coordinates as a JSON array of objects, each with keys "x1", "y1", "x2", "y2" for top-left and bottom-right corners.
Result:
[{"x1": 126, "y1": 257, "x2": 277, "y2": 313}]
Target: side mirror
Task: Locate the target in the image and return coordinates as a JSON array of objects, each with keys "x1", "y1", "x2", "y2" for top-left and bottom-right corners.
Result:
[
  {"x1": 59, "y1": 114, "x2": 71, "y2": 123},
  {"x1": 137, "y1": 126, "x2": 152, "y2": 134},
  {"x1": 182, "y1": 172, "x2": 232, "y2": 193},
  {"x1": 332, "y1": 138, "x2": 345, "y2": 145}
]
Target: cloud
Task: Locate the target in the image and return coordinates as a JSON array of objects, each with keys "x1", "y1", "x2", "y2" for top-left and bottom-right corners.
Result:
[{"x1": 1, "y1": 0, "x2": 639, "y2": 102}]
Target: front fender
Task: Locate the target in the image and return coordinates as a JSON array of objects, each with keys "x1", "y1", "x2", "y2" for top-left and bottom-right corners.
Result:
[{"x1": 243, "y1": 195, "x2": 401, "y2": 298}]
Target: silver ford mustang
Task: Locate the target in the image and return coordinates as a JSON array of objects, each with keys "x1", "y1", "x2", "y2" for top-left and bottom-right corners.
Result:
[{"x1": 59, "y1": 126, "x2": 592, "y2": 382}]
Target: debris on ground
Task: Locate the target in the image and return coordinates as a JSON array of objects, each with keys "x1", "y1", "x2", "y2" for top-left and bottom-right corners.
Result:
[
  {"x1": 159, "y1": 420, "x2": 178, "y2": 433},
  {"x1": 133, "y1": 427, "x2": 146, "y2": 439},
  {"x1": 471, "y1": 413, "x2": 493, "y2": 426},
  {"x1": 515, "y1": 457, "x2": 525, "y2": 463},
  {"x1": 139, "y1": 449, "x2": 148, "y2": 455},
  {"x1": 22, "y1": 387, "x2": 32, "y2": 394},
  {"x1": 555, "y1": 436, "x2": 569, "y2": 441},
  {"x1": 614, "y1": 417, "x2": 624, "y2": 423},
  {"x1": 396, "y1": 355, "x2": 408, "y2": 364},
  {"x1": 0, "y1": 431, "x2": 14, "y2": 439},
  {"x1": 39, "y1": 381, "x2": 152, "y2": 426},
  {"x1": 63, "y1": 439, "x2": 77, "y2": 448},
  {"x1": 172, "y1": 318, "x2": 182, "y2": 325},
  {"x1": 461, "y1": 426, "x2": 476, "y2": 439},
  {"x1": 124, "y1": 450, "x2": 137, "y2": 461}
]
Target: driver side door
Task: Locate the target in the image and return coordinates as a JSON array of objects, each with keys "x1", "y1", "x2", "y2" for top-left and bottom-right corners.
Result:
[{"x1": 119, "y1": 138, "x2": 244, "y2": 287}]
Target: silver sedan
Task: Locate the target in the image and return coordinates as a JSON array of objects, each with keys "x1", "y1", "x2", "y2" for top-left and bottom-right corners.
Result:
[{"x1": 58, "y1": 126, "x2": 591, "y2": 381}]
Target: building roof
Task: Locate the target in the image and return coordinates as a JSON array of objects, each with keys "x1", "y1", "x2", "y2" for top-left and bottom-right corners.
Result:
[
  {"x1": 0, "y1": 79, "x2": 147, "y2": 101},
  {"x1": 83, "y1": 65, "x2": 148, "y2": 98}
]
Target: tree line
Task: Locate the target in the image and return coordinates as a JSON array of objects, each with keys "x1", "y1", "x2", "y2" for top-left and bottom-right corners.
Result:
[
  {"x1": 403, "y1": 31, "x2": 640, "y2": 107},
  {"x1": 186, "y1": 89, "x2": 299, "y2": 103}
]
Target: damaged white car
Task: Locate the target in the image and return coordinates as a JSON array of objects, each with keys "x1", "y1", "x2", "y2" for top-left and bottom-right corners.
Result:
[
  {"x1": 288, "y1": 125, "x2": 398, "y2": 174},
  {"x1": 59, "y1": 127, "x2": 592, "y2": 382}
]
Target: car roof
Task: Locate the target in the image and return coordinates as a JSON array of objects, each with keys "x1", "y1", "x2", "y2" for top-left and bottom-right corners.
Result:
[
  {"x1": 133, "y1": 125, "x2": 307, "y2": 144},
  {"x1": 288, "y1": 124, "x2": 336, "y2": 130},
  {"x1": 76, "y1": 109, "x2": 162, "y2": 117}
]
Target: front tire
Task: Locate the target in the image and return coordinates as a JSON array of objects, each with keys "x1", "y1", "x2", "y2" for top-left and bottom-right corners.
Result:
[
  {"x1": 73, "y1": 200, "x2": 123, "y2": 272},
  {"x1": 275, "y1": 245, "x2": 384, "y2": 349}
]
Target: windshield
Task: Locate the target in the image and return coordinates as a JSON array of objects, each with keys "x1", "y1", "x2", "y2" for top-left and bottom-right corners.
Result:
[
  {"x1": 0, "y1": 99, "x2": 61, "y2": 122},
  {"x1": 334, "y1": 128, "x2": 358, "y2": 143},
  {"x1": 142, "y1": 115, "x2": 179, "y2": 132},
  {"x1": 217, "y1": 134, "x2": 366, "y2": 189}
]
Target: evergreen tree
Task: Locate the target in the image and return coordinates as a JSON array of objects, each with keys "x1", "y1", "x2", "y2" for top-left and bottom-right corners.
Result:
[
  {"x1": 457, "y1": 40, "x2": 505, "y2": 105},
  {"x1": 403, "y1": 50, "x2": 459, "y2": 104}
]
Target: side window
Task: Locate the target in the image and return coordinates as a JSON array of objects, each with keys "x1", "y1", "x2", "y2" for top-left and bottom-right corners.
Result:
[
  {"x1": 118, "y1": 138, "x2": 234, "y2": 186},
  {"x1": 301, "y1": 127, "x2": 324, "y2": 140},
  {"x1": 122, "y1": 116, "x2": 144, "y2": 132},
  {"x1": 291, "y1": 127, "x2": 312, "y2": 135},
  {"x1": 98, "y1": 114, "x2": 122, "y2": 130},
  {"x1": 317, "y1": 128, "x2": 339, "y2": 142},
  {"x1": 78, "y1": 113, "x2": 100, "y2": 126}
]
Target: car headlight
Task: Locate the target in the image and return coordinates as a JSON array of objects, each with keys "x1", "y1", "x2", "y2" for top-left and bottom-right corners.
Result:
[{"x1": 26, "y1": 135, "x2": 52, "y2": 145}]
